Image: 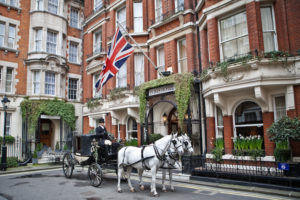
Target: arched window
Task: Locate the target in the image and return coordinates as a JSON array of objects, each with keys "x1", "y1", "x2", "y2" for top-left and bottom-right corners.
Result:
[
  {"x1": 234, "y1": 101, "x2": 263, "y2": 138},
  {"x1": 127, "y1": 117, "x2": 137, "y2": 140}
]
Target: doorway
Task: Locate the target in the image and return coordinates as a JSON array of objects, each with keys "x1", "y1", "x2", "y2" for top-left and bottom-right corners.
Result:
[{"x1": 40, "y1": 119, "x2": 52, "y2": 147}]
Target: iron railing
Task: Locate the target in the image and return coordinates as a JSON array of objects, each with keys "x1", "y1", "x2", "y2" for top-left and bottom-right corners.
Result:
[{"x1": 0, "y1": 137, "x2": 22, "y2": 160}]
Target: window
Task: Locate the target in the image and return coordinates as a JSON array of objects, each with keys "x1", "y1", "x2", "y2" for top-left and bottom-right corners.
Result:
[
  {"x1": 133, "y1": 2, "x2": 143, "y2": 33},
  {"x1": 5, "y1": 113, "x2": 12, "y2": 135},
  {"x1": 117, "y1": 63, "x2": 127, "y2": 88},
  {"x1": 261, "y1": 7, "x2": 277, "y2": 52},
  {"x1": 32, "y1": 71, "x2": 40, "y2": 94},
  {"x1": 215, "y1": 106, "x2": 224, "y2": 138},
  {"x1": 177, "y1": 38, "x2": 187, "y2": 73},
  {"x1": 68, "y1": 78, "x2": 78, "y2": 100},
  {"x1": 175, "y1": 0, "x2": 184, "y2": 12},
  {"x1": 70, "y1": 8, "x2": 79, "y2": 28},
  {"x1": 93, "y1": 30, "x2": 102, "y2": 54},
  {"x1": 93, "y1": 73, "x2": 100, "y2": 97},
  {"x1": 69, "y1": 42, "x2": 78, "y2": 63},
  {"x1": 220, "y1": 12, "x2": 249, "y2": 60},
  {"x1": 36, "y1": 0, "x2": 43, "y2": 10},
  {"x1": 134, "y1": 53, "x2": 144, "y2": 86},
  {"x1": 157, "y1": 46, "x2": 165, "y2": 77},
  {"x1": 35, "y1": 29, "x2": 42, "y2": 51},
  {"x1": 94, "y1": 0, "x2": 103, "y2": 11},
  {"x1": 48, "y1": 0, "x2": 58, "y2": 14},
  {"x1": 47, "y1": 30, "x2": 57, "y2": 54},
  {"x1": 117, "y1": 7, "x2": 126, "y2": 33},
  {"x1": 0, "y1": 23, "x2": 4, "y2": 47},
  {"x1": 5, "y1": 68, "x2": 13, "y2": 93},
  {"x1": 155, "y1": 0, "x2": 163, "y2": 22},
  {"x1": 45, "y1": 72, "x2": 55, "y2": 95},
  {"x1": 127, "y1": 117, "x2": 137, "y2": 140},
  {"x1": 234, "y1": 101, "x2": 263, "y2": 138},
  {"x1": 274, "y1": 96, "x2": 286, "y2": 121},
  {"x1": 0, "y1": 67, "x2": 2, "y2": 88},
  {"x1": 10, "y1": 0, "x2": 18, "y2": 7},
  {"x1": 8, "y1": 25, "x2": 16, "y2": 48}
]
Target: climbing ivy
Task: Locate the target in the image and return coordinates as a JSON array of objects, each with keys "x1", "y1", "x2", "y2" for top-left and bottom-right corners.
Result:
[
  {"x1": 138, "y1": 73, "x2": 194, "y2": 127},
  {"x1": 20, "y1": 98, "x2": 76, "y2": 135}
]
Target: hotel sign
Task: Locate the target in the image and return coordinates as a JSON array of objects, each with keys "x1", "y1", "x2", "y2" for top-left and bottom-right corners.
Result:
[{"x1": 148, "y1": 84, "x2": 175, "y2": 97}]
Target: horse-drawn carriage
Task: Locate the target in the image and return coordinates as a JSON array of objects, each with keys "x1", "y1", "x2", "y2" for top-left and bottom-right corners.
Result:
[{"x1": 62, "y1": 134, "x2": 121, "y2": 187}]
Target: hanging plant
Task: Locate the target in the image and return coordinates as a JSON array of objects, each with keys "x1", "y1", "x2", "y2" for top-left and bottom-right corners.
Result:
[
  {"x1": 20, "y1": 99, "x2": 76, "y2": 136},
  {"x1": 138, "y1": 73, "x2": 194, "y2": 127}
]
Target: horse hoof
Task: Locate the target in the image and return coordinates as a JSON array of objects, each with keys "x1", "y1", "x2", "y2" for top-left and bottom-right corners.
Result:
[
  {"x1": 117, "y1": 189, "x2": 122, "y2": 193},
  {"x1": 139, "y1": 185, "x2": 145, "y2": 191},
  {"x1": 162, "y1": 188, "x2": 167, "y2": 192},
  {"x1": 152, "y1": 193, "x2": 159, "y2": 197},
  {"x1": 170, "y1": 188, "x2": 175, "y2": 192},
  {"x1": 130, "y1": 188, "x2": 136, "y2": 193}
]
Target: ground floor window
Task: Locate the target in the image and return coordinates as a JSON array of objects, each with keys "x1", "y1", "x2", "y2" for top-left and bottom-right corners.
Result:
[{"x1": 127, "y1": 117, "x2": 137, "y2": 140}]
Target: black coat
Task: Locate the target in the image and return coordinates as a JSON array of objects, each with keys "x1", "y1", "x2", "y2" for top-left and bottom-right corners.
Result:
[{"x1": 96, "y1": 125, "x2": 108, "y2": 144}]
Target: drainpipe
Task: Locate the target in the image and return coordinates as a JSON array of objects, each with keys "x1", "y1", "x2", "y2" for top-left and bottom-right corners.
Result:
[{"x1": 194, "y1": 0, "x2": 207, "y2": 156}]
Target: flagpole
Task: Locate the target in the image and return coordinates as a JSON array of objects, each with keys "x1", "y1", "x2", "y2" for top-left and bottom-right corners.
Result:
[{"x1": 116, "y1": 21, "x2": 163, "y2": 77}]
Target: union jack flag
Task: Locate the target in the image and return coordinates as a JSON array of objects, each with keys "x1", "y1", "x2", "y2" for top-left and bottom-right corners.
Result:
[{"x1": 95, "y1": 27, "x2": 134, "y2": 93}]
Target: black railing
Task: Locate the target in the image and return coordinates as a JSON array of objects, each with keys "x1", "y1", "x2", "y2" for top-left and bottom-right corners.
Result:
[{"x1": 151, "y1": 4, "x2": 185, "y2": 25}]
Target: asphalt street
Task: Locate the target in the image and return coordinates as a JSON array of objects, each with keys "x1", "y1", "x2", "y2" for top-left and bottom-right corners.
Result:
[{"x1": 0, "y1": 168, "x2": 297, "y2": 200}]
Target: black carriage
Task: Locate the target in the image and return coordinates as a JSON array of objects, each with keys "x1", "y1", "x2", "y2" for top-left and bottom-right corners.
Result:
[{"x1": 62, "y1": 134, "x2": 122, "y2": 187}]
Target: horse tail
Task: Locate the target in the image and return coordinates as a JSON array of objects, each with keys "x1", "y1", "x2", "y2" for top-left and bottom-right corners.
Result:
[{"x1": 117, "y1": 146, "x2": 128, "y2": 168}]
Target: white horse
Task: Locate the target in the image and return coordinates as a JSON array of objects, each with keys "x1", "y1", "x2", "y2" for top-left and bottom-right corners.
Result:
[
  {"x1": 117, "y1": 134, "x2": 184, "y2": 197},
  {"x1": 161, "y1": 133, "x2": 194, "y2": 192}
]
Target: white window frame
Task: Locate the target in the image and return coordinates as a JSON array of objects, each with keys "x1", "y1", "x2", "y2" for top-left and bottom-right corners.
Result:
[
  {"x1": 45, "y1": 71, "x2": 56, "y2": 95},
  {"x1": 93, "y1": 72, "x2": 100, "y2": 97},
  {"x1": 261, "y1": 6, "x2": 278, "y2": 53},
  {"x1": 219, "y1": 11, "x2": 249, "y2": 60},
  {"x1": 177, "y1": 38, "x2": 187, "y2": 73},
  {"x1": 116, "y1": 6, "x2": 126, "y2": 33},
  {"x1": 48, "y1": 0, "x2": 58, "y2": 14},
  {"x1": 175, "y1": 0, "x2": 184, "y2": 12},
  {"x1": 94, "y1": 0, "x2": 103, "y2": 11},
  {"x1": 5, "y1": 68, "x2": 13, "y2": 93},
  {"x1": 116, "y1": 62, "x2": 127, "y2": 88},
  {"x1": 156, "y1": 46, "x2": 165, "y2": 78},
  {"x1": 70, "y1": 7, "x2": 79, "y2": 28},
  {"x1": 36, "y1": 0, "x2": 43, "y2": 10},
  {"x1": 0, "y1": 22, "x2": 4, "y2": 47},
  {"x1": 134, "y1": 53, "x2": 144, "y2": 87},
  {"x1": 46, "y1": 30, "x2": 57, "y2": 54},
  {"x1": 233, "y1": 100, "x2": 263, "y2": 138},
  {"x1": 68, "y1": 78, "x2": 78, "y2": 100},
  {"x1": 5, "y1": 113, "x2": 12, "y2": 135},
  {"x1": 35, "y1": 29, "x2": 42, "y2": 52},
  {"x1": 215, "y1": 106, "x2": 224, "y2": 138},
  {"x1": 93, "y1": 29, "x2": 102, "y2": 54},
  {"x1": 32, "y1": 71, "x2": 40, "y2": 95},
  {"x1": 8, "y1": 24, "x2": 16, "y2": 49},
  {"x1": 10, "y1": 0, "x2": 18, "y2": 7},
  {"x1": 69, "y1": 42, "x2": 78, "y2": 63},
  {"x1": 155, "y1": 0, "x2": 163, "y2": 23},
  {"x1": 273, "y1": 94, "x2": 286, "y2": 121},
  {"x1": 133, "y1": 1, "x2": 143, "y2": 33},
  {"x1": 126, "y1": 117, "x2": 138, "y2": 140}
]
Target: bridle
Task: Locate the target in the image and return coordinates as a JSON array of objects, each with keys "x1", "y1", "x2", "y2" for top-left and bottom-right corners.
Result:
[{"x1": 182, "y1": 137, "x2": 193, "y2": 151}]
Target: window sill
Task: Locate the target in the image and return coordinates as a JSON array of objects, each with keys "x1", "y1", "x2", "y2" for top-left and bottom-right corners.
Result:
[
  {"x1": 0, "y1": 46, "x2": 19, "y2": 56},
  {"x1": 68, "y1": 25, "x2": 82, "y2": 31},
  {"x1": 86, "y1": 51, "x2": 106, "y2": 62},
  {"x1": 0, "y1": 2, "x2": 22, "y2": 13},
  {"x1": 30, "y1": 10, "x2": 67, "y2": 22},
  {"x1": 68, "y1": 61, "x2": 81, "y2": 66}
]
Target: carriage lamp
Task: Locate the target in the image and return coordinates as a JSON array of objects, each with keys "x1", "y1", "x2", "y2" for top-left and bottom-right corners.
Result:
[
  {"x1": 163, "y1": 113, "x2": 167, "y2": 125},
  {"x1": 1, "y1": 95, "x2": 10, "y2": 171}
]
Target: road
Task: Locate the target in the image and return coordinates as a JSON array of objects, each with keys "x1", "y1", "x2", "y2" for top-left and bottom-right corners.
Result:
[{"x1": 0, "y1": 168, "x2": 297, "y2": 200}]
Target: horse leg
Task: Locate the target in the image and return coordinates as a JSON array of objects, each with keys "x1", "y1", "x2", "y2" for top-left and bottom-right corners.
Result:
[
  {"x1": 150, "y1": 166, "x2": 159, "y2": 197},
  {"x1": 127, "y1": 167, "x2": 135, "y2": 192},
  {"x1": 138, "y1": 169, "x2": 144, "y2": 191},
  {"x1": 169, "y1": 169, "x2": 175, "y2": 192},
  {"x1": 117, "y1": 166, "x2": 124, "y2": 193},
  {"x1": 162, "y1": 169, "x2": 167, "y2": 192}
]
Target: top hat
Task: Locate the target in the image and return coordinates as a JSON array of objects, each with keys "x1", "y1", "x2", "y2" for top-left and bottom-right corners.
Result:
[{"x1": 99, "y1": 118, "x2": 105, "y2": 123}]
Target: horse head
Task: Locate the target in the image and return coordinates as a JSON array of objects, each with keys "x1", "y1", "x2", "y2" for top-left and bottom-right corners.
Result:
[
  {"x1": 181, "y1": 133, "x2": 194, "y2": 154},
  {"x1": 170, "y1": 134, "x2": 184, "y2": 155}
]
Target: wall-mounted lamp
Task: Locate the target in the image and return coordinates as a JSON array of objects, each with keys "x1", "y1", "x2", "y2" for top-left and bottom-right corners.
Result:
[{"x1": 163, "y1": 113, "x2": 167, "y2": 125}]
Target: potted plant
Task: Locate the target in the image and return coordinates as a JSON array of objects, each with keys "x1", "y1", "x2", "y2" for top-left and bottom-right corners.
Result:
[{"x1": 32, "y1": 150, "x2": 38, "y2": 164}]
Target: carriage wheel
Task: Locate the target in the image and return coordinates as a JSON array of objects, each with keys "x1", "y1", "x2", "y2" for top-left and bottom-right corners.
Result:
[
  {"x1": 62, "y1": 153, "x2": 74, "y2": 178},
  {"x1": 88, "y1": 163, "x2": 103, "y2": 187}
]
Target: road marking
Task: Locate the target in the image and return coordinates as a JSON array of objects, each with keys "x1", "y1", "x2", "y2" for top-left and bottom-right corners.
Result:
[{"x1": 0, "y1": 168, "x2": 61, "y2": 177}]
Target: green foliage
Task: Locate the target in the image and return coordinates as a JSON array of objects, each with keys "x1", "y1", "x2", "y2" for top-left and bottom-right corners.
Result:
[
  {"x1": 215, "y1": 138, "x2": 224, "y2": 149},
  {"x1": 109, "y1": 87, "x2": 127, "y2": 100},
  {"x1": 32, "y1": 150, "x2": 38, "y2": 159},
  {"x1": 7, "y1": 157, "x2": 18, "y2": 168},
  {"x1": 20, "y1": 99, "x2": 76, "y2": 136},
  {"x1": 264, "y1": 51, "x2": 290, "y2": 62},
  {"x1": 125, "y1": 138, "x2": 138, "y2": 146},
  {"x1": 211, "y1": 138, "x2": 224, "y2": 162},
  {"x1": 36, "y1": 143, "x2": 43, "y2": 152},
  {"x1": 63, "y1": 143, "x2": 68, "y2": 151},
  {"x1": 274, "y1": 140, "x2": 291, "y2": 163},
  {"x1": 268, "y1": 116, "x2": 300, "y2": 142},
  {"x1": 149, "y1": 133, "x2": 163, "y2": 144},
  {"x1": 0, "y1": 135, "x2": 15, "y2": 144},
  {"x1": 86, "y1": 97, "x2": 101, "y2": 109},
  {"x1": 55, "y1": 141, "x2": 59, "y2": 150},
  {"x1": 138, "y1": 73, "x2": 194, "y2": 127},
  {"x1": 233, "y1": 135, "x2": 264, "y2": 159}
]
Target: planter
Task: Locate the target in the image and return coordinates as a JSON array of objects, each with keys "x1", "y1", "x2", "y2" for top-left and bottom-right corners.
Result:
[
  {"x1": 32, "y1": 158, "x2": 38, "y2": 164},
  {"x1": 274, "y1": 148, "x2": 291, "y2": 163}
]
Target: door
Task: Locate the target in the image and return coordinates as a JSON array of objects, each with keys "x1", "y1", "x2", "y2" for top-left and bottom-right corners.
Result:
[{"x1": 40, "y1": 119, "x2": 52, "y2": 147}]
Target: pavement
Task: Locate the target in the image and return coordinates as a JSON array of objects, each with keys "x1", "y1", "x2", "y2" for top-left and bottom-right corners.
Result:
[{"x1": 1, "y1": 163, "x2": 300, "y2": 199}]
